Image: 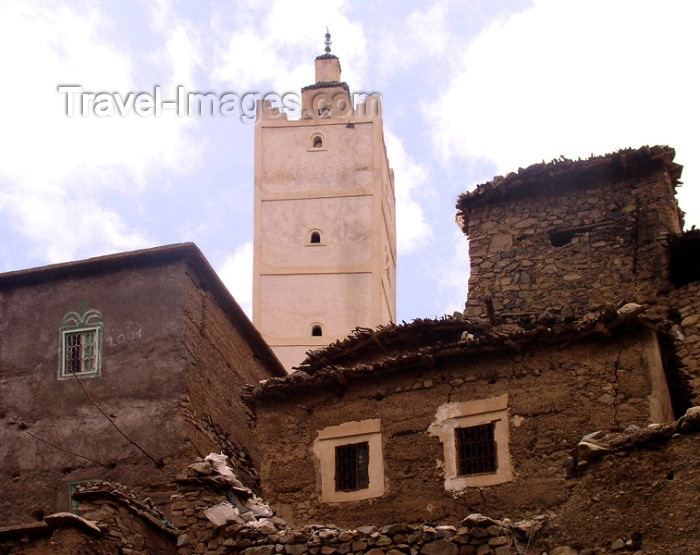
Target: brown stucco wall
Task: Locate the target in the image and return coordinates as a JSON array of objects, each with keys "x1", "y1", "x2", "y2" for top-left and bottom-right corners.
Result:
[
  {"x1": 463, "y1": 166, "x2": 682, "y2": 322},
  {"x1": 0, "y1": 260, "x2": 190, "y2": 525},
  {"x1": 254, "y1": 328, "x2": 673, "y2": 527},
  {"x1": 0, "y1": 254, "x2": 279, "y2": 525},
  {"x1": 182, "y1": 269, "x2": 274, "y2": 489}
]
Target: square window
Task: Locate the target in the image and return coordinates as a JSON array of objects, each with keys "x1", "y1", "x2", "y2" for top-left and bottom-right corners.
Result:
[
  {"x1": 313, "y1": 419, "x2": 384, "y2": 502},
  {"x1": 456, "y1": 423, "x2": 496, "y2": 475},
  {"x1": 429, "y1": 394, "x2": 512, "y2": 491},
  {"x1": 335, "y1": 441, "x2": 369, "y2": 491}
]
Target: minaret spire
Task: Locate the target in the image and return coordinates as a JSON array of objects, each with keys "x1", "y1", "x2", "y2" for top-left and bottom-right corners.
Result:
[{"x1": 324, "y1": 27, "x2": 332, "y2": 54}]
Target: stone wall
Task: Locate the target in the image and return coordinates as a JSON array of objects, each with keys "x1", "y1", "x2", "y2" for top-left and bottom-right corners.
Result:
[
  {"x1": 171, "y1": 456, "x2": 531, "y2": 555},
  {"x1": 254, "y1": 328, "x2": 672, "y2": 527},
  {"x1": 0, "y1": 482, "x2": 177, "y2": 554},
  {"x1": 3, "y1": 416, "x2": 698, "y2": 555},
  {"x1": 667, "y1": 281, "x2": 700, "y2": 405},
  {"x1": 73, "y1": 481, "x2": 177, "y2": 553},
  {"x1": 462, "y1": 166, "x2": 681, "y2": 323}
]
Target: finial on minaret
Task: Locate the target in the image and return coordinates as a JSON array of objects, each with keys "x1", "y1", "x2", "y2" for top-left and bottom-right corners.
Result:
[{"x1": 324, "y1": 27, "x2": 332, "y2": 54}]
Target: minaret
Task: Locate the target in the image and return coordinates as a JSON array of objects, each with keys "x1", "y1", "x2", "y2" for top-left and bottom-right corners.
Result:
[{"x1": 252, "y1": 32, "x2": 396, "y2": 371}]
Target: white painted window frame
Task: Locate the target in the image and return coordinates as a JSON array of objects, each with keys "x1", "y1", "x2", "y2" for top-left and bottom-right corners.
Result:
[
  {"x1": 429, "y1": 394, "x2": 513, "y2": 491},
  {"x1": 312, "y1": 419, "x2": 385, "y2": 503}
]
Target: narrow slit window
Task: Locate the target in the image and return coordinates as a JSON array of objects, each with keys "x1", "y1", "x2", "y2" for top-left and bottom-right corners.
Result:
[
  {"x1": 335, "y1": 442, "x2": 369, "y2": 491},
  {"x1": 456, "y1": 423, "x2": 496, "y2": 475},
  {"x1": 310, "y1": 231, "x2": 321, "y2": 244},
  {"x1": 312, "y1": 324, "x2": 323, "y2": 337}
]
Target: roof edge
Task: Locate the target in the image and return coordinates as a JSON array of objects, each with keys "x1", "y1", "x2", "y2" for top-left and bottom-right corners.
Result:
[
  {"x1": 456, "y1": 145, "x2": 682, "y2": 235},
  {"x1": 0, "y1": 243, "x2": 286, "y2": 378}
]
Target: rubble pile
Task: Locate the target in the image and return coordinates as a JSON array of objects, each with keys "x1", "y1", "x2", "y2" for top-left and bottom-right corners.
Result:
[{"x1": 171, "y1": 454, "x2": 539, "y2": 554}]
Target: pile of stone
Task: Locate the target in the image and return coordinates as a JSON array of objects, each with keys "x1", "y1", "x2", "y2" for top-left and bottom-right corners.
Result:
[{"x1": 171, "y1": 454, "x2": 540, "y2": 554}]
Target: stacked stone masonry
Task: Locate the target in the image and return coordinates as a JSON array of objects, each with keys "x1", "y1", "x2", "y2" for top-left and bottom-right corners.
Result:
[
  {"x1": 171, "y1": 457, "x2": 529, "y2": 555},
  {"x1": 667, "y1": 281, "x2": 700, "y2": 405},
  {"x1": 458, "y1": 148, "x2": 683, "y2": 324}
]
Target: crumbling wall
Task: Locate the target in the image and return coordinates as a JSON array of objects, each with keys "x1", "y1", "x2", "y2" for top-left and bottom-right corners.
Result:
[
  {"x1": 552, "y1": 410, "x2": 700, "y2": 555},
  {"x1": 73, "y1": 482, "x2": 177, "y2": 554},
  {"x1": 171, "y1": 456, "x2": 531, "y2": 555},
  {"x1": 463, "y1": 167, "x2": 680, "y2": 323},
  {"x1": 0, "y1": 482, "x2": 177, "y2": 554},
  {"x1": 254, "y1": 329, "x2": 671, "y2": 527},
  {"x1": 667, "y1": 281, "x2": 700, "y2": 405}
]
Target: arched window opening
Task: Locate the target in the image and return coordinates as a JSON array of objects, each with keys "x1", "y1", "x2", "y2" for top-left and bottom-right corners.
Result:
[
  {"x1": 310, "y1": 231, "x2": 321, "y2": 244},
  {"x1": 312, "y1": 325, "x2": 323, "y2": 337},
  {"x1": 313, "y1": 135, "x2": 323, "y2": 148}
]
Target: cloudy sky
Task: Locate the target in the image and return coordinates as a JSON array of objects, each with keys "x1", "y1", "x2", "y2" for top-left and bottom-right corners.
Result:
[{"x1": 1, "y1": 0, "x2": 698, "y2": 322}]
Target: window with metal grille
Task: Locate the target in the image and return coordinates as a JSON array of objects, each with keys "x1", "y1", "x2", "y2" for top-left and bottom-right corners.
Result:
[
  {"x1": 335, "y1": 442, "x2": 369, "y2": 491},
  {"x1": 64, "y1": 330, "x2": 98, "y2": 375},
  {"x1": 456, "y1": 423, "x2": 496, "y2": 475}
]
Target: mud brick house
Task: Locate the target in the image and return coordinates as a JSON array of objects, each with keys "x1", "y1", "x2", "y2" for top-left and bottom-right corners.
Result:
[
  {"x1": 249, "y1": 146, "x2": 700, "y2": 531},
  {"x1": 0, "y1": 243, "x2": 284, "y2": 525},
  {"x1": 250, "y1": 306, "x2": 680, "y2": 527}
]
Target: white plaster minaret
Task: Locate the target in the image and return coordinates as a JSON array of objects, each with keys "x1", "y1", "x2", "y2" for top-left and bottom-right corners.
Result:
[{"x1": 253, "y1": 33, "x2": 396, "y2": 371}]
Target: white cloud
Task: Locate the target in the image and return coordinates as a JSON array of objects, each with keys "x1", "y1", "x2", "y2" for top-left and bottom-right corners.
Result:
[
  {"x1": 376, "y1": 2, "x2": 450, "y2": 76},
  {"x1": 218, "y1": 241, "x2": 254, "y2": 317},
  {"x1": 0, "y1": 1, "x2": 202, "y2": 263},
  {"x1": 438, "y1": 229, "x2": 471, "y2": 316},
  {"x1": 429, "y1": 0, "x2": 700, "y2": 226},
  {"x1": 384, "y1": 129, "x2": 432, "y2": 255},
  {"x1": 9, "y1": 191, "x2": 151, "y2": 263},
  {"x1": 211, "y1": 0, "x2": 367, "y2": 95}
]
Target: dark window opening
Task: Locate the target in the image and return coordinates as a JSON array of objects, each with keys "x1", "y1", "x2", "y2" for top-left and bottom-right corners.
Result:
[
  {"x1": 312, "y1": 325, "x2": 323, "y2": 337},
  {"x1": 548, "y1": 223, "x2": 604, "y2": 247},
  {"x1": 670, "y1": 230, "x2": 700, "y2": 287},
  {"x1": 310, "y1": 231, "x2": 321, "y2": 244},
  {"x1": 456, "y1": 423, "x2": 496, "y2": 475},
  {"x1": 335, "y1": 442, "x2": 369, "y2": 491},
  {"x1": 312, "y1": 135, "x2": 323, "y2": 148}
]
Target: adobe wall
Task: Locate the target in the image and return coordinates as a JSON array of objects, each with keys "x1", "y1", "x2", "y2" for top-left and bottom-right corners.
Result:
[
  {"x1": 554, "y1": 426, "x2": 700, "y2": 554},
  {"x1": 254, "y1": 328, "x2": 672, "y2": 527},
  {"x1": 464, "y1": 166, "x2": 681, "y2": 322},
  {"x1": 182, "y1": 270, "x2": 277, "y2": 490},
  {"x1": 667, "y1": 281, "x2": 700, "y2": 405},
  {"x1": 0, "y1": 260, "x2": 191, "y2": 525}
]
